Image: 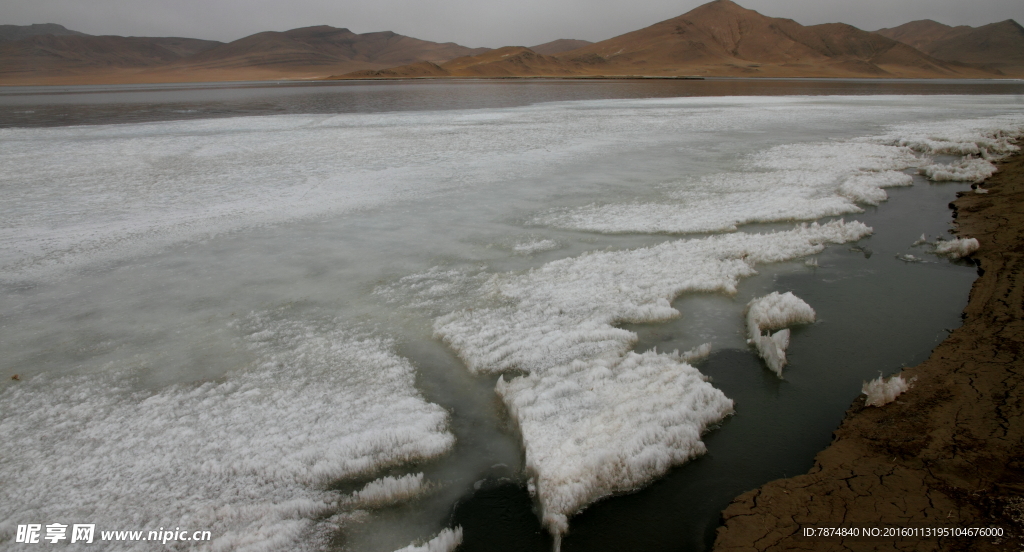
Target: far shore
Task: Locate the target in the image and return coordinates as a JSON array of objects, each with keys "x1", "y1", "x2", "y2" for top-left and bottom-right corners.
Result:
[
  {"x1": 714, "y1": 145, "x2": 1024, "y2": 551},
  {"x1": 5, "y1": 73, "x2": 1024, "y2": 88}
]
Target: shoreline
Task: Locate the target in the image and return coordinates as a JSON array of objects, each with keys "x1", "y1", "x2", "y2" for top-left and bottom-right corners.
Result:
[
  {"x1": 713, "y1": 148, "x2": 1024, "y2": 550},
  {"x1": 4, "y1": 74, "x2": 1024, "y2": 88}
]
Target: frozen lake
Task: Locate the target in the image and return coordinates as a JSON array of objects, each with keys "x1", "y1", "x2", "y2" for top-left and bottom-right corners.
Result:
[{"x1": 1, "y1": 79, "x2": 1022, "y2": 551}]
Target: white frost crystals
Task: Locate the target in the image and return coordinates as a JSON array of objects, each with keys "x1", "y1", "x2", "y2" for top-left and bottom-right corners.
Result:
[
  {"x1": 413, "y1": 219, "x2": 872, "y2": 545},
  {"x1": 393, "y1": 526, "x2": 464, "y2": 552},
  {"x1": 0, "y1": 315, "x2": 455, "y2": 551},
  {"x1": 746, "y1": 292, "x2": 817, "y2": 377},
  {"x1": 934, "y1": 237, "x2": 981, "y2": 259},
  {"x1": 862, "y1": 374, "x2": 913, "y2": 407}
]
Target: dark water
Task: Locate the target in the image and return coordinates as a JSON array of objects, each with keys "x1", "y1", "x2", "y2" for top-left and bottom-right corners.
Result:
[{"x1": 2, "y1": 77, "x2": 1023, "y2": 128}]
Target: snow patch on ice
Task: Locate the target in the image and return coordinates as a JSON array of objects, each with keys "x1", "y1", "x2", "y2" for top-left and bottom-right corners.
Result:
[
  {"x1": 0, "y1": 315, "x2": 454, "y2": 551},
  {"x1": 746, "y1": 292, "x2": 816, "y2": 377},
  {"x1": 862, "y1": 374, "x2": 912, "y2": 407}
]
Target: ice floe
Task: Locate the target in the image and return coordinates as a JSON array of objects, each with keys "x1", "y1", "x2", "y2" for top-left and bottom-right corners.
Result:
[{"x1": 746, "y1": 292, "x2": 817, "y2": 377}]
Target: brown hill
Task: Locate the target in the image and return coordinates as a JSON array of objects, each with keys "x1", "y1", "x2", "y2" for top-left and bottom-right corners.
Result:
[
  {"x1": 171, "y1": 26, "x2": 487, "y2": 73},
  {"x1": 876, "y1": 19, "x2": 1024, "y2": 75},
  {"x1": 530, "y1": 39, "x2": 593, "y2": 55},
  {"x1": 0, "y1": 34, "x2": 222, "y2": 82},
  {"x1": 0, "y1": 25, "x2": 489, "y2": 85},
  {"x1": 554, "y1": 0, "x2": 995, "y2": 77},
  {"x1": 336, "y1": 46, "x2": 586, "y2": 79},
  {"x1": 0, "y1": 23, "x2": 87, "y2": 41},
  {"x1": 337, "y1": 0, "x2": 997, "y2": 79}
]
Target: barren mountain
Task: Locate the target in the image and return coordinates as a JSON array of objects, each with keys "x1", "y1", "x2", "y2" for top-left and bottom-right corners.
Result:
[
  {"x1": 172, "y1": 26, "x2": 488, "y2": 73},
  {"x1": 554, "y1": 0, "x2": 993, "y2": 77},
  {"x1": 338, "y1": 0, "x2": 997, "y2": 79},
  {"x1": 0, "y1": 25, "x2": 488, "y2": 84},
  {"x1": 0, "y1": 34, "x2": 223, "y2": 82},
  {"x1": 0, "y1": 23, "x2": 87, "y2": 41},
  {"x1": 876, "y1": 19, "x2": 1024, "y2": 75},
  {"x1": 530, "y1": 39, "x2": 593, "y2": 55}
]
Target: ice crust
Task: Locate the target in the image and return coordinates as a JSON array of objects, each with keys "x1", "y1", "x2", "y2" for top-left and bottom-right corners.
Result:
[
  {"x1": 533, "y1": 116, "x2": 1024, "y2": 235},
  {"x1": 0, "y1": 316, "x2": 454, "y2": 551},
  {"x1": 862, "y1": 374, "x2": 911, "y2": 407},
  {"x1": 934, "y1": 237, "x2": 980, "y2": 259},
  {"x1": 423, "y1": 220, "x2": 870, "y2": 541},
  {"x1": 348, "y1": 473, "x2": 427, "y2": 508},
  {"x1": 746, "y1": 292, "x2": 817, "y2": 377},
  {"x1": 393, "y1": 527, "x2": 463, "y2": 552}
]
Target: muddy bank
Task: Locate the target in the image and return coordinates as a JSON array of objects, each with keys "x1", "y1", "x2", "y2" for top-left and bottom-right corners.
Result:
[{"x1": 713, "y1": 150, "x2": 1024, "y2": 551}]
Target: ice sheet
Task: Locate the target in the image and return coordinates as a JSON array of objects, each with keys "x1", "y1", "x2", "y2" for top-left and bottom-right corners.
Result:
[{"x1": 0, "y1": 315, "x2": 454, "y2": 551}]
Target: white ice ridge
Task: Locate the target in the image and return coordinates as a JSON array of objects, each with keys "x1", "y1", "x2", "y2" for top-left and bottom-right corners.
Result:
[
  {"x1": 862, "y1": 374, "x2": 912, "y2": 407},
  {"x1": 745, "y1": 292, "x2": 817, "y2": 377},
  {"x1": 0, "y1": 315, "x2": 454, "y2": 552},
  {"x1": 347, "y1": 473, "x2": 428, "y2": 509},
  {"x1": 533, "y1": 115, "x2": 1024, "y2": 235},
  {"x1": 878, "y1": 115, "x2": 1024, "y2": 183},
  {"x1": 534, "y1": 142, "x2": 915, "y2": 234},
  {"x1": 426, "y1": 220, "x2": 869, "y2": 542},
  {"x1": 393, "y1": 526, "x2": 464, "y2": 552},
  {"x1": 934, "y1": 237, "x2": 980, "y2": 259}
]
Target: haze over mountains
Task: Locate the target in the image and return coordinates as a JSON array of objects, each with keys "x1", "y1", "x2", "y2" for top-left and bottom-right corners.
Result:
[{"x1": 2, "y1": 0, "x2": 1021, "y2": 85}]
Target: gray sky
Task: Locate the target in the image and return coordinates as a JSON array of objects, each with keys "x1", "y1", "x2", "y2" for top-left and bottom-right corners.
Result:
[{"x1": 4, "y1": 0, "x2": 1023, "y2": 48}]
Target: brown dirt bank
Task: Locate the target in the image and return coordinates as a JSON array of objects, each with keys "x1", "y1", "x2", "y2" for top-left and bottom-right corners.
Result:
[{"x1": 713, "y1": 149, "x2": 1024, "y2": 551}]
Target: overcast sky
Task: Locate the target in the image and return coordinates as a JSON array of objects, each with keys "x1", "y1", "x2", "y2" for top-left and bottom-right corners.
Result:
[{"x1": 5, "y1": 0, "x2": 1023, "y2": 48}]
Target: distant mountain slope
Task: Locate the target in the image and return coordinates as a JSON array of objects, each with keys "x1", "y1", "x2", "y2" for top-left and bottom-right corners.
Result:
[
  {"x1": 530, "y1": 39, "x2": 592, "y2": 55},
  {"x1": 169, "y1": 26, "x2": 489, "y2": 73},
  {"x1": 0, "y1": 25, "x2": 489, "y2": 84},
  {"x1": 876, "y1": 19, "x2": 1024, "y2": 75},
  {"x1": 554, "y1": 0, "x2": 992, "y2": 77},
  {"x1": 0, "y1": 23, "x2": 87, "y2": 41},
  {"x1": 0, "y1": 34, "x2": 223, "y2": 78},
  {"x1": 339, "y1": 0, "x2": 997, "y2": 79}
]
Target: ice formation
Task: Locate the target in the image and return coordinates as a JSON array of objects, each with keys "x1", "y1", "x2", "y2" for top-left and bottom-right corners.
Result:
[
  {"x1": 745, "y1": 292, "x2": 817, "y2": 377},
  {"x1": 532, "y1": 115, "x2": 1024, "y2": 235},
  {"x1": 0, "y1": 316, "x2": 454, "y2": 551},
  {"x1": 513, "y1": 238, "x2": 560, "y2": 255},
  {"x1": 422, "y1": 220, "x2": 870, "y2": 542},
  {"x1": 862, "y1": 374, "x2": 912, "y2": 407},
  {"x1": 348, "y1": 473, "x2": 427, "y2": 509},
  {"x1": 920, "y1": 157, "x2": 998, "y2": 182},
  {"x1": 934, "y1": 237, "x2": 980, "y2": 259},
  {"x1": 393, "y1": 527, "x2": 464, "y2": 552}
]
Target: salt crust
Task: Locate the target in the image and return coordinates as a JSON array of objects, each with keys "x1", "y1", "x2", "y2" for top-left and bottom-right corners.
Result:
[
  {"x1": 934, "y1": 237, "x2": 980, "y2": 259},
  {"x1": 862, "y1": 374, "x2": 912, "y2": 407},
  {"x1": 393, "y1": 526, "x2": 463, "y2": 552},
  {"x1": 745, "y1": 292, "x2": 817, "y2": 377},
  {"x1": 534, "y1": 116, "x2": 1024, "y2": 235},
  {"x1": 0, "y1": 315, "x2": 454, "y2": 551},
  {"x1": 423, "y1": 220, "x2": 870, "y2": 543}
]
